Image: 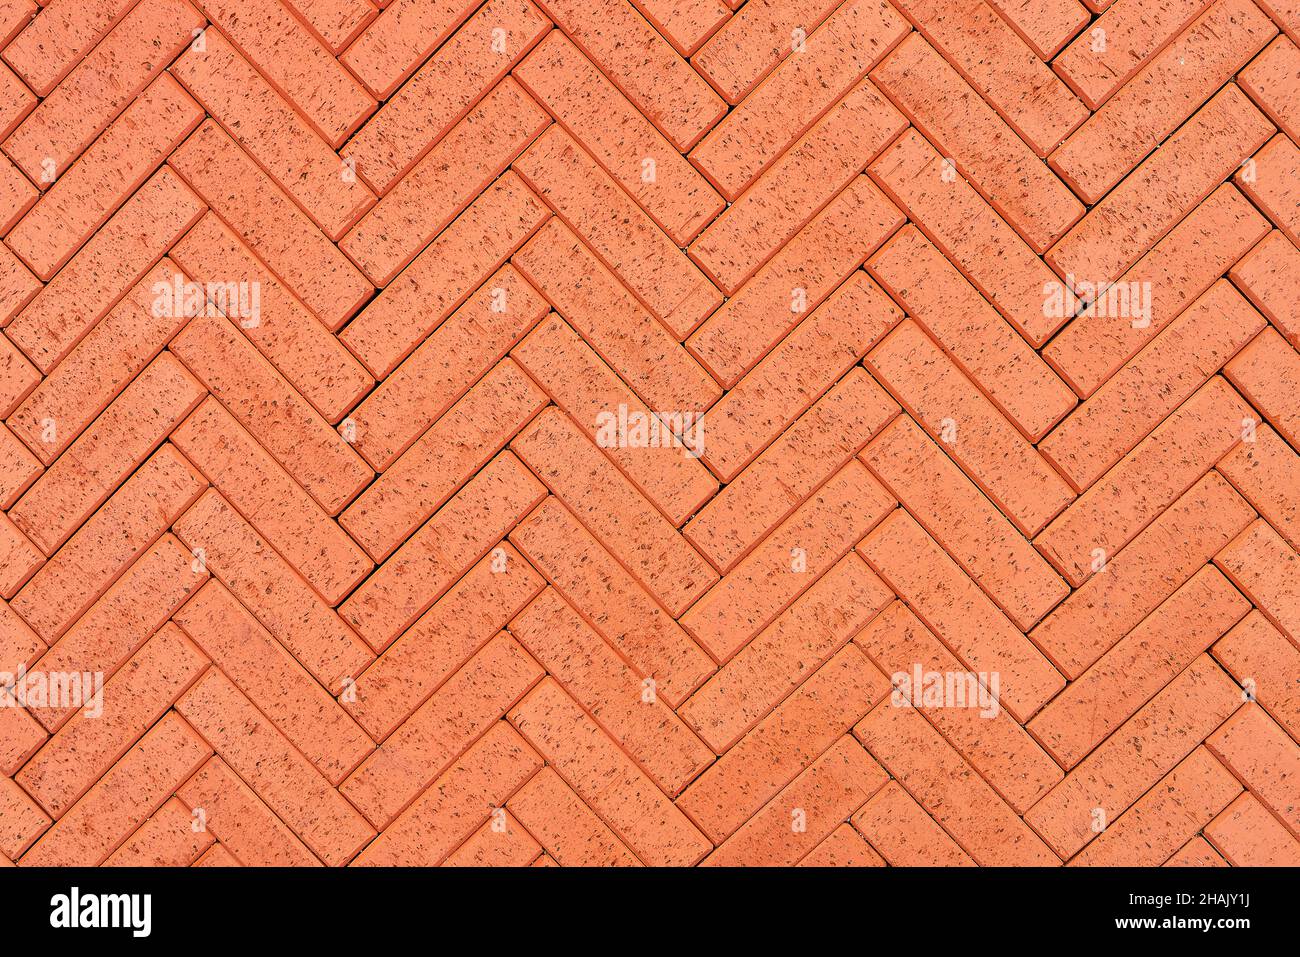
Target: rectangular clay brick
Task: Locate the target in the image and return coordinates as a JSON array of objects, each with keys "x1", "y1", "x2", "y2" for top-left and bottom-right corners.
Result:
[
  {"x1": 1212, "y1": 610, "x2": 1300, "y2": 742},
  {"x1": 17, "y1": 623, "x2": 208, "y2": 817},
  {"x1": 510, "y1": 589, "x2": 712, "y2": 796},
  {"x1": 1029, "y1": 567, "x2": 1249, "y2": 768},
  {"x1": 512, "y1": 407, "x2": 717, "y2": 615},
  {"x1": 168, "y1": 212, "x2": 373, "y2": 424},
  {"x1": 343, "y1": 0, "x2": 551, "y2": 195},
  {"x1": 507, "y1": 765, "x2": 639, "y2": 866},
  {"x1": 11, "y1": 444, "x2": 205, "y2": 641},
  {"x1": 514, "y1": 219, "x2": 722, "y2": 413},
  {"x1": 340, "y1": 78, "x2": 547, "y2": 285},
  {"x1": 1225, "y1": 325, "x2": 1300, "y2": 447},
  {"x1": 177, "y1": 757, "x2": 320, "y2": 866},
  {"x1": 855, "y1": 700, "x2": 1060, "y2": 865},
  {"x1": 889, "y1": 0, "x2": 1087, "y2": 154},
  {"x1": 284, "y1": 0, "x2": 375, "y2": 52},
  {"x1": 172, "y1": 398, "x2": 372, "y2": 605},
  {"x1": 177, "y1": 669, "x2": 375, "y2": 866},
  {"x1": 344, "y1": 545, "x2": 543, "y2": 740},
  {"x1": 1230, "y1": 230, "x2": 1300, "y2": 346},
  {"x1": 1219, "y1": 423, "x2": 1300, "y2": 552},
  {"x1": 1236, "y1": 133, "x2": 1300, "y2": 246},
  {"x1": 699, "y1": 273, "x2": 900, "y2": 482},
  {"x1": 0, "y1": 332, "x2": 39, "y2": 419},
  {"x1": 536, "y1": 0, "x2": 725, "y2": 150},
  {"x1": 850, "y1": 780, "x2": 974, "y2": 866},
  {"x1": 679, "y1": 554, "x2": 892, "y2": 753},
  {"x1": 688, "y1": 77, "x2": 906, "y2": 292},
  {"x1": 1166, "y1": 836, "x2": 1228, "y2": 866},
  {"x1": 1071, "y1": 748, "x2": 1242, "y2": 866},
  {"x1": 681, "y1": 459, "x2": 894, "y2": 662},
  {"x1": 1047, "y1": 85, "x2": 1276, "y2": 287},
  {"x1": 705, "y1": 735, "x2": 888, "y2": 866},
  {"x1": 1215, "y1": 518, "x2": 1300, "y2": 641},
  {"x1": 870, "y1": 129, "x2": 1065, "y2": 345},
  {"x1": 633, "y1": 0, "x2": 729, "y2": 56},
  {"x1": 987, "y1": 0, "x2": 1087, "y2": 58},
  {"x1": 174, "y1": 582, "x2": 373, "y2": 786},
  {"x1": 859, "y1": 510, "x2": 1065, "y2": 722},
  {"x1": 172, "y1": 490, "x2": 373, "y2": 689},
  {"x1": 4, "y1": 73, "x2": 203, "y2": 280},
  {"x1": 691, "y1": 0, "x2": 842, "y2": 103},
  {"x1": 2, "y1": 0, "x2": 137, "y2": 97},
  {"x1": 6, "y1": 166, "x2": 205, "y2": 372},
  {"x1": 104, "y1": 797, "x2": 212, "y2": 867},
  {"x1": 513, "y1": 678, "x2": 710, "y2": 864},
  {"x1": 1024, "y1": 654, "x2": 1241, "y2": 859},
  {"x1": 1040, "y1": 282, "x2": 1266, "y2": 491},
  {"x1": 686, "y1": 368, "x2": 897, "y2": 572},
  {"x1": 1044, "y1": 184, "x2": 1270, "y2": 398},
  {"x1": 1241, "y1": 35, "x2": 1300, "y2": 141},
  {"x1": 0, "y1": 775, "x2": 49, "y2": 861},
  {"x1": 341, "y1": 0, "x2": 480, "y2": 100},
  {"x1": 1054, "y1": 0, "x2": 1214, "y2": 110},
  {"x1": 689, "y1": 0, "x2": 907, "y2": 198},
  {"x1": 0, "y1": 247, "x2": 39, "y2": 330},
  {"x1": 509, "y1": 497, "x2": 715, "y2": 706},
  {"x1": 1208, "y1": 704, "x2": 1300, "y2": 837},
  {"x1": 341, "y1": 632, "x2": 542, "y2": 827},
  {"x1": 171, "y1": 27, "x2": 376, "y2": 241},
  {"x1": 511, "y1": 316, "x2": 719, "y2": 527},
  {"x1": 195, "y1": 0, "x2": 375, "y2": 145},
  {"x1": 1051, "y1": 0, "x2": 1277, "y2": 204},
  {"x1": 515, "y1": 126, "x2": 721, "y2": 340},
  {"x1": 1204, "y1": 792, "x2": 1300, "y2": 865},
  {"x1": 1036, "y1": 377, "x2": 1253, "y2": 585},
  {"x1": 1, "y1": 0, "x2": 203, "y2": 184},
  {"x1": 863, "y1": 415, "x2": 1068, "y2": 631},
  {"x1": 799, "y1": 822, "x2": 886, "y2": 866},
  {"x1": 342, "y1": 358, "x2": 547, "y2": 562},
  {"x1": 869, "y1": 226, "x2": 1076, "y2": 441},
  {"x1": 871, "y1": 33, "x2": 1082, "y2": 252},
  {"x1": 515, "y1": 31, "x2": 723, "y2": 244},
  {"x1": 687, "y1": 176, "x2": 903, "y2": 385},
  {"x1": 443, "y1": 809, "x2": 541, "y2": 866},
  {"x1": 1031, "y1": 471, "x2": 1256, "y2": 678},
  {"x1": 9, "y1": 259, "x2": 190, "y2": 465},
  {"x1": 171, "y1": 312, "x2": 372, "y2": 516},
  {"x1": 167, "y1": 121, "x2": 373, "y2": 331},
  {"x1": 8, "y1": 352, "x2": 205, "y2": 555},
  {"x1": 19, "y1": 711, "x2": 210, "y2": 866},
  {"x1": 0, "y1": 513, "x2": 41, "y2": 600},
  {"x1": 0, "y1": 424, "x2": 39, "y2": 513},
  {"x1": 339, "y1": 171, "x2": 547, "y2": 379},
  {"x1": 867, "y1": 320, "x2": 1074, "y2": 536},
  {"x1": 854, "y1": 601, "x2": 1063, "y2": 813},
  {"x1": 355, "y1": 722, "x2": 542, "y2": 866},
  {"x1": 678, "y1": 645, "x2": 889, "y2": 843},
  {"x1": 340, "y1": 452, "x2": 545, "y2": 650}
]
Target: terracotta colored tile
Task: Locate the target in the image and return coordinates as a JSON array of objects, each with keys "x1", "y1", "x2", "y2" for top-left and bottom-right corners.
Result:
[
  {"x1": 1241, "y1": 35, "x2": 1300, "y2": 140},
  {"x1": 1212, "y1": 610, "x2": 1300, "y2": 742},
  {"x1": 177, "y1": 669, "x2": 375, "y2": 865},
  {"x1": 687, "y1": 176, "x2": 903, "y2": 384},
  {"x1": 859, "y1": 510, "x2": 1065, "y2": 722},
  {"x1": 867, "y1": 320, "x2": 1075, "y2": 536},
  {"x1": 511, "y1": 678, "x2": 709, "y2": 864},
  {"x1": 890, "y1": 0, "x2": 1087, "y2": 154},
  {"x1": 194, "y1": 0, "x2": 375, "y2": 145},
  {"x1": 1043, "y1": 184, "x2": 1270, "y2": 398},
  {"x1": 1024, "y1": 654, "x2": 1241, "y2": 859},
  {"x1": 1225, "y1": 325, "x2": 1300, "y2": 447},
  {"x1": 343, "y1": 0, "x2": 551, "y2": 195},
  {"x1": 340, "y1": 0, "x2": 480, "y2": 100},
  {"x1": 678, "y1": 644, "x2": 889, "y2": 844},
  {"x1": 1070, "y1": 748, "x2": 1242, "y2": 866},
  {"x1": 1031, "y1": 471, "x2": 1256, "y2": 678},
  {"x1": 2, "y1": 0, "x2": 136, "y2": 98},
  {"x1": 1208, "y1": 703, "x2": 1300, "y2": 837},
  {"x1": 1214, "y1": 518, "x2": 1300, "y2": 641},
  {"x1": 870, "y1": 129, "x2": 1066, "y2": 346},
  {"x1": 507, "y1": 765, "x2": 640, "y2": 866},
  {"x1": 632, "y1": 0, "x2": 729, "y2": 56},
  {"x1": 1230, "y1": 231, "x2": 1300, "y2": 346},
  {"x1": 1204, "y1": 792, "x2": 1300, "y2": 865},
  {"x1": 1237, "y1": 132, "x2": 1300, "y2": 245},
  {"x1": 850, "y1": 780, "x2": 974, "y2": 866},
  {"x1": 691, "y1": 0, "x2": 842, "y2": 103},
  {"x1": 514, "y1": 31, "x2": 723, "y2": 244},
  {"x1": 689, "y1": 0, "x2": 908, "y2": 199}
]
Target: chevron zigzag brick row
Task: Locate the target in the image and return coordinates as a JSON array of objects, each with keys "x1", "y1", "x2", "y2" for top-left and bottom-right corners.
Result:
[{"x1": 0, "y1": 0, "x2": 1295, "y2": 868}]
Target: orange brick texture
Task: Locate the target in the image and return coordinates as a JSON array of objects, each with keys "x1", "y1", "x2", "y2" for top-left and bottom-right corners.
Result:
[{"x1": 0, "y1": 0, "x2": 1295, "y2": 868}]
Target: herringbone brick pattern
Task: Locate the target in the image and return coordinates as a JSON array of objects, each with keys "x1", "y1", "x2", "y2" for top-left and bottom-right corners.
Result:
[{"x1": 0, "y1": 0, "x2": 1295, "y2": 868}]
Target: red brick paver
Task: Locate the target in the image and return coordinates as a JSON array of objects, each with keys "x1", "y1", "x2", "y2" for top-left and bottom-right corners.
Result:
[{"x1": 0, "y1": 0, "x2": 1295, "y2": 868}]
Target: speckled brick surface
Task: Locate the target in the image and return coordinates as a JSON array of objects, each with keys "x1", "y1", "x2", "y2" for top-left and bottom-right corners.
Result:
[{"x1": 0, "y1": 0, "x2": 1295, "y2": 867}]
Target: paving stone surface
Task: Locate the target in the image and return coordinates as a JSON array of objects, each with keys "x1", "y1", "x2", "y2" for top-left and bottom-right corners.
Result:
[{"x1": 0, "y1": 0, "x2": 1295, "y2": 867}]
